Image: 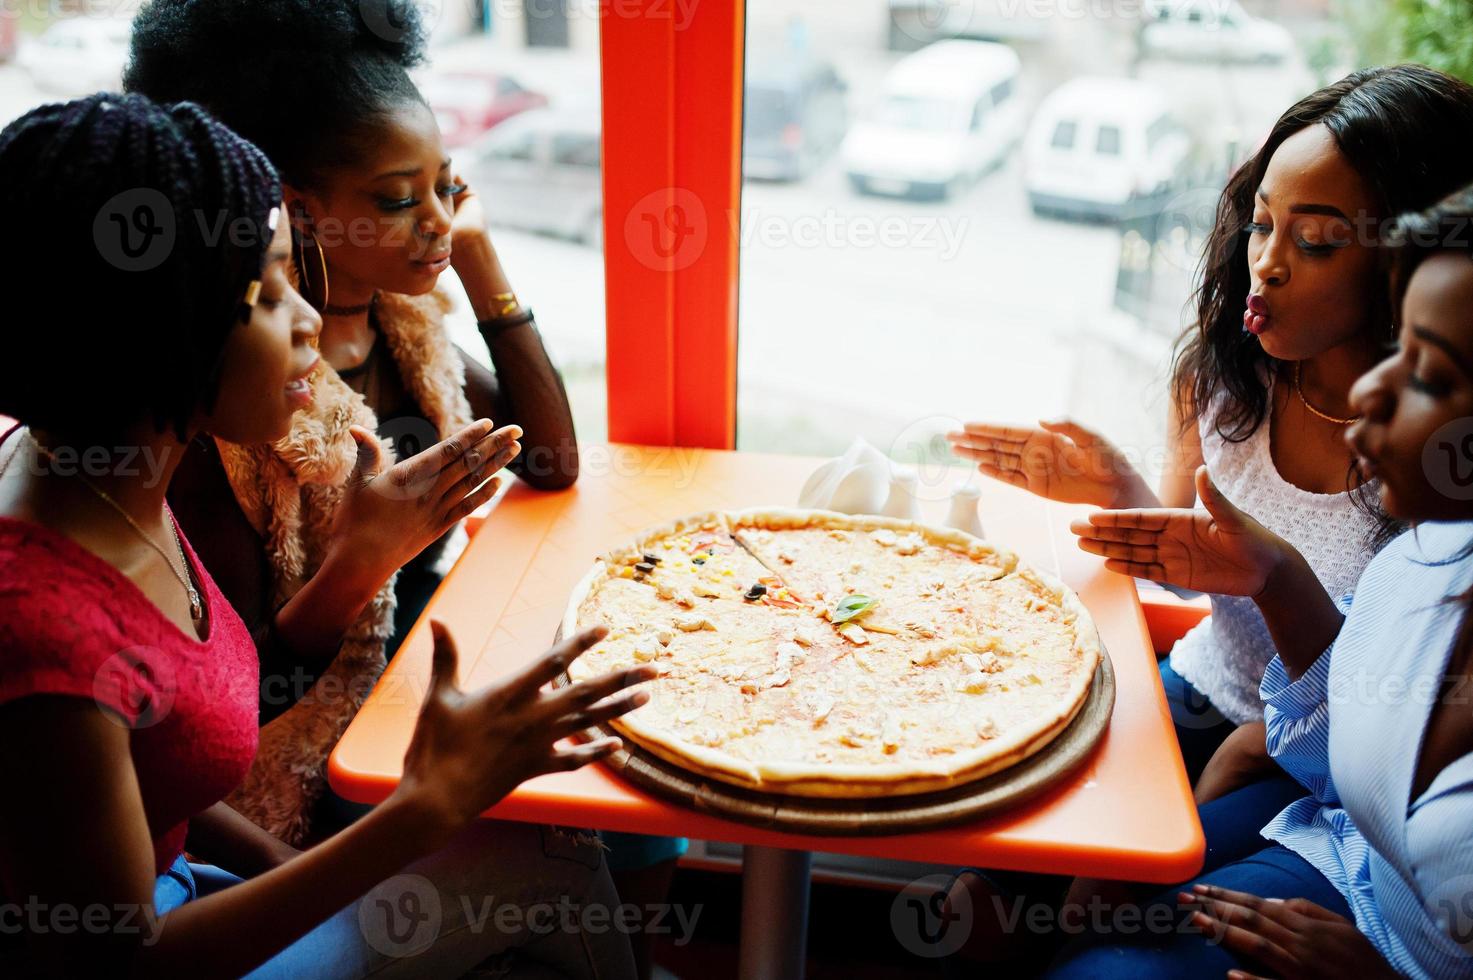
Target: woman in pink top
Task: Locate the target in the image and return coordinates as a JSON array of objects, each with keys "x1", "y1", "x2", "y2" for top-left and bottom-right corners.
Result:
[{"x1": 0, "y1": 93, "x2": 652, "y2": 977}]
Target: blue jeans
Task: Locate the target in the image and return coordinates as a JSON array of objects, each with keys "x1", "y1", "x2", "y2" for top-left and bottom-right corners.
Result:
[
  {"x1": 1046, "y1": 843, "x2": 1350, "y2": 978},
  {"x1": 153, "y1": 820, "x2": 636, "y2": 979},
  {"x1": 1158, "y1": 658, "x2": 1236, "y2": 782}
]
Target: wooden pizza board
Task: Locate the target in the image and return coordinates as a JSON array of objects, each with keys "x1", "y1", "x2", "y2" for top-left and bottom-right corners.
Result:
[{"x1": 557, "y1": 634, "x2": 1116, "y2": 837}]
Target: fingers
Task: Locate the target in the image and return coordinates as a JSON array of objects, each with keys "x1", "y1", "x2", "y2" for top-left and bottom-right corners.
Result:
[
  {"x1": 973, "y1": 462, "x2": 1029, "y2": 490},
  {"x1": 1075, "y1": 537, "x2": 1158, "y2": 564},
  {"x1": 507, "y1": 626, "x2": 610, "y2": 697},
  {"x1": 348, "y1": 425, "x2": 386, "y2": 490},
  {"x1": 955, "y1": 421, "x2": 1039, "y2": 443},
  {"x1": 544, "y1": 663, "x2": 659, "y2": 718},
  {"x1": 550, "y1": 688, "x2": 652, "y2": 739},
  {"x1": 950, "y1": 444, "x2": 1023, "y2": 472},
  {"x1": 427, "y1": 620, "x2": 461, "y2": 698},
  {"x1": 1103, "y1": 558, "x2": 1167, "y2": 581},
  {"x1": 1078, "y1": 508, "x2": 1175, "y2": 531},
  {"x1": 1038, "y1": 417, "x2": 1100, "y2": 446},
  {"x1": 546, "y1": 736, "x2": 623, "y2": 772},
  {"x1": 1195, "y1": 465, "x2": 1241, "y2": 525},
  {"x1": 1180, "y1": 885, "x2": 1298, "y2": 972},
  {"x1": 1187, "y1": 910, "x2": 1293, "y2": 975},
  {"x1": 1069, "y1": 519, "x2": 1159, "y2": 545},
  {"x1": 389, "y1": 419, "x2": 494, "y2": 493},
  {"x1": 445, "y1": 476, "x2": 504, "y2": 526},
  {"x1": 440, "y1": 428, "x2": 522, "y2": 507}
]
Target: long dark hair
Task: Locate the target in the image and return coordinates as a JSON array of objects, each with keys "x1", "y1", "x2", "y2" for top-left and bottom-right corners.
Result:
[{"x1": 1172, "y1": 65, "x2": 1473, "y2": 444}]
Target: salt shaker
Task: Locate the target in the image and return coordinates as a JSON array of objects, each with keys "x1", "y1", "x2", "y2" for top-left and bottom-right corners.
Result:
[
  {"x1": 945, "y1": 482, "x2": 985, "y2": 538},
  {"x1": 881, "y1": 466, "x2": 920, "y2": 521}
]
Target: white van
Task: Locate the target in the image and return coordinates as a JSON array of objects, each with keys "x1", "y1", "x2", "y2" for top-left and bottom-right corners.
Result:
[
  {"x1": 1141, "y1": 0, "x2": 1295, "y2": 65},
  {"x1": 842, "y1": 40, "x2": 1024, "y2": 200},
  {"x1": 1023, "y1": 77, "x2": 1191, "y2": 222}
]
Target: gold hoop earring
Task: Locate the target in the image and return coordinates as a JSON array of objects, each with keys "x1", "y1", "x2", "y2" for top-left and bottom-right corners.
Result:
[{"x1": 305, "y1": 228, "x2": 330, "y2": 309}]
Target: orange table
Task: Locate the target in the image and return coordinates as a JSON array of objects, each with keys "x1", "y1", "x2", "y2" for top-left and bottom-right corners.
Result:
[{"x1": 330, "y1": 446, "x2": 1204, "y2": 972}]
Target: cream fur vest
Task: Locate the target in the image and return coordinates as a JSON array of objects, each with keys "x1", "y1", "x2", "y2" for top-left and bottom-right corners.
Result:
[{"x1": 217, "y1": 285, "x2": 472, "y2": 845}]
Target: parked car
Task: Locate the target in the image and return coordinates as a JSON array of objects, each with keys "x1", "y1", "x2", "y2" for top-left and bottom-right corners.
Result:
[
  {"x1": 420, "y1": 69, "x2": 549, "y2": 149},
  {"x1": 1140, "y1": 0, "x2": 1295, "y2": 65},
  {"x1": 17, "y1": 18, "x2": 131, "y2": 94},
  {"x1": 842, "y1": 39, "x2": 1023, "y2": 200},
  {"x1": 743, "y1": 56, "x2": 849, "y2": 182},
  {"x1": 1024, "y1": 77, "x2": 1192, "y2": 222},
  {"x1": 0, "y1": 13, "x2": 18, "y2": 63},
  {"x1": 463, "y1": 106, "x2": 602, "y2": 246}
]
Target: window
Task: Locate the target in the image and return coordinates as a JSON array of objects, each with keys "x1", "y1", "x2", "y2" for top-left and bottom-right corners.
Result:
[
  {"x1": 990, "y1": 77, "x2": 1014, "y2": 106},
  {"x1": 551, "y1": 133, "x2": 599, "y2": 169},
  {"x1": 1051, "y1": 120, "x2": 1077, "y2": 150},
  {"x1": 1095, "y1": 125, "x2": 1122, "y2": 156}
]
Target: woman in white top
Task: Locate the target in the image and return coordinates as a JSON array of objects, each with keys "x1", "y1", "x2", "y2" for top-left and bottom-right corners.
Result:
[
  {"x1": 950, "y1": 65, "x2": 1473, "y2": 803},
  {"x1": 1059, "y1": 182, "x2": 1473, "y2": 980}
]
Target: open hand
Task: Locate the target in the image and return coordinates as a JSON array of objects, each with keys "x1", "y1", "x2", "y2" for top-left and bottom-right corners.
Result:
[
  {"x1": 395, "y1": 622, "x2": 656, "y2": 843},
  {"x1": 331, "y1": 418, "x2": 520, "y2": 580},
  {"x1": 947, "y1": 418, "x2": 1149, "y2": 508},
  {"x1": 1071, "y1": 466, "x2": 1285, "y2": 596},
  {"x1": 1181, "y1": 883, "x2": 1399, "y2": 980}
]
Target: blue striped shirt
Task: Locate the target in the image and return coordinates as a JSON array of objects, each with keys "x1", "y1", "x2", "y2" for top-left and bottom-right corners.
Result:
[{"x1": 1262, "y1": 520, "x2": 1473, "y2": 979}]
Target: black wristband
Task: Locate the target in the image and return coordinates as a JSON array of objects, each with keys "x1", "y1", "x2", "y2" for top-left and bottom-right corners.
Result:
[{"x1": 477, "y1": 307, "x2": 536, "y2": 339}]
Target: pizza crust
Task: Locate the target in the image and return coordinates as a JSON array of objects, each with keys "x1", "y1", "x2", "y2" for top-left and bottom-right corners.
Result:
[{"x1": 562, "y1": 509, "x2": 1103, "y2": 799}]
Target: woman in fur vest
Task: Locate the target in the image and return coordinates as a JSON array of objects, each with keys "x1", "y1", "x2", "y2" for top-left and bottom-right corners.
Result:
[{"x1": 123, "y1": 0, "x2": 578, "y2": 848}]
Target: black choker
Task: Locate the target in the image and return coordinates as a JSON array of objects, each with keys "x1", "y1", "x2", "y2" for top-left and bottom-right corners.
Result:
[{"x1": 323, "y1": 298, "x2": 375, "y2": 316}]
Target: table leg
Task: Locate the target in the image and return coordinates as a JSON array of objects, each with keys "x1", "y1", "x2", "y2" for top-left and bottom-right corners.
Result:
[{"x1": 737, "y1": 845, "x2": 812, "y2": 980}]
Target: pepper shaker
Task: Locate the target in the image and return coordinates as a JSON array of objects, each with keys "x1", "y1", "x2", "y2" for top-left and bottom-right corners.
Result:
[
  {"x1": 946, "y1": 482, "x2": 985, "y2": 539},
  {"x1": 881, "y1": 466, "x2": 920, "y2": 521}
]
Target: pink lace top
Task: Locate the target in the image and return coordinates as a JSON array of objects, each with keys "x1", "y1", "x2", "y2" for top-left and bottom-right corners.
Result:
[{"x1": 0, "y1": 450, "x2": 259, "y2": 875}]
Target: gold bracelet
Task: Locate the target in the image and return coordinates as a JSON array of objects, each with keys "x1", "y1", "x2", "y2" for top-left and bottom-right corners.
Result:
[{"x1": 491, "y1": 291, "x2": 520, "y2": 317}]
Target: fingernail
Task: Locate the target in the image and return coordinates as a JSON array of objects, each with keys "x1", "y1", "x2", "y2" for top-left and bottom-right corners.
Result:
[
  {"x1": 632, "y1": 691, "x2": 650, "y2": 705},
  {"x1": 1193, "y1": 884, "x2": 1210, "y2": 894}
]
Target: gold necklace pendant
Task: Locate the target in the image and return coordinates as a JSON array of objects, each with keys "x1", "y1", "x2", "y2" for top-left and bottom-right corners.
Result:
[
  {"x1": 30, "y1": 435, "x2": 203, "y2": 622},
  {"x1": 1293, "y1": 362, "x2": 1360, "y2": 426}
]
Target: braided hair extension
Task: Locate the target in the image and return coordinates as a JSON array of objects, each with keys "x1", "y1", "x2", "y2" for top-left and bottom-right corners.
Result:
[
  {"x1": 0, "y1": 92, "x2": 282, "y2": 443},
  {"x1": 124, "y1": 0, "x2": 430, "y2": 190}
]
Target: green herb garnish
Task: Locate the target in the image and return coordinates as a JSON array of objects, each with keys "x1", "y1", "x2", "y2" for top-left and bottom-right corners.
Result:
[{"x1": 831, "y1": 594, "x2": 875, "y2": 624}]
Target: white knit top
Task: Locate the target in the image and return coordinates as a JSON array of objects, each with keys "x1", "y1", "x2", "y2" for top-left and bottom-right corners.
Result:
[{"x1": 1167, "y1": 379, "x2": 1384, "y2": 725}]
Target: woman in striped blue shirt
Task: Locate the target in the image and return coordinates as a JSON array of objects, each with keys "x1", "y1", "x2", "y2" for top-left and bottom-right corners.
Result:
[{"x1": 1058, "y1": 188, "x2": 1473, "y2": 978}]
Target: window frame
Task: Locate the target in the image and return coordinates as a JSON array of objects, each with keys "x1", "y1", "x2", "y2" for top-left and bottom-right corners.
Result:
[{"x1": 599, "y1": 0, "x2": 744, "y2": 449}]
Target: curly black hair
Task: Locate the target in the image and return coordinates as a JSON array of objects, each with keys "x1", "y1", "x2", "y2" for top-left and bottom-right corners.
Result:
[
  {"x1": 1173, "y1": 65, "x2": 1473, "y2": 444},
  {"x1": 0, "y1": 92, "x2": 282, "y2": 442},
  {"x1": 123, "y1": 0, "x2": 430, "y2": 189}
]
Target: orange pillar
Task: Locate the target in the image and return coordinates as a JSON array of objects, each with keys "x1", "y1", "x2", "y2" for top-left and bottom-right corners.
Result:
[{"x1": 600, "y1": 0, "x2": 743, "y2": 449}]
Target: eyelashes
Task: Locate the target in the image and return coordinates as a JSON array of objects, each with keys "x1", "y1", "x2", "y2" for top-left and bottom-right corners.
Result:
[
  {"x1": 1243, "y1": 221, "x2": 1340, "y2": 256},
  {"x1": 378, "y1": 183, "x2": 466, "y2": 212}
]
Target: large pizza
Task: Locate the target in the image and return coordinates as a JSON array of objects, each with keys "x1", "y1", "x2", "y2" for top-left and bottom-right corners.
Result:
[{"x1": 562, "y1": 508, "x2": 1102, "y2": 798}]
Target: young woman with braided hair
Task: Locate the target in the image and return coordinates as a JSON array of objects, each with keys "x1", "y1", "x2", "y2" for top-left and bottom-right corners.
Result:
[{"x1": 0, "y1": 92, "x2": 650, "y2": 978}]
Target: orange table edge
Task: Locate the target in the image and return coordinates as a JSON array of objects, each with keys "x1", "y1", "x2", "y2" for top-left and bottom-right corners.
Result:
[{"x1": 329, "y1": 446, "x2": 1205, "y2": 885}]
